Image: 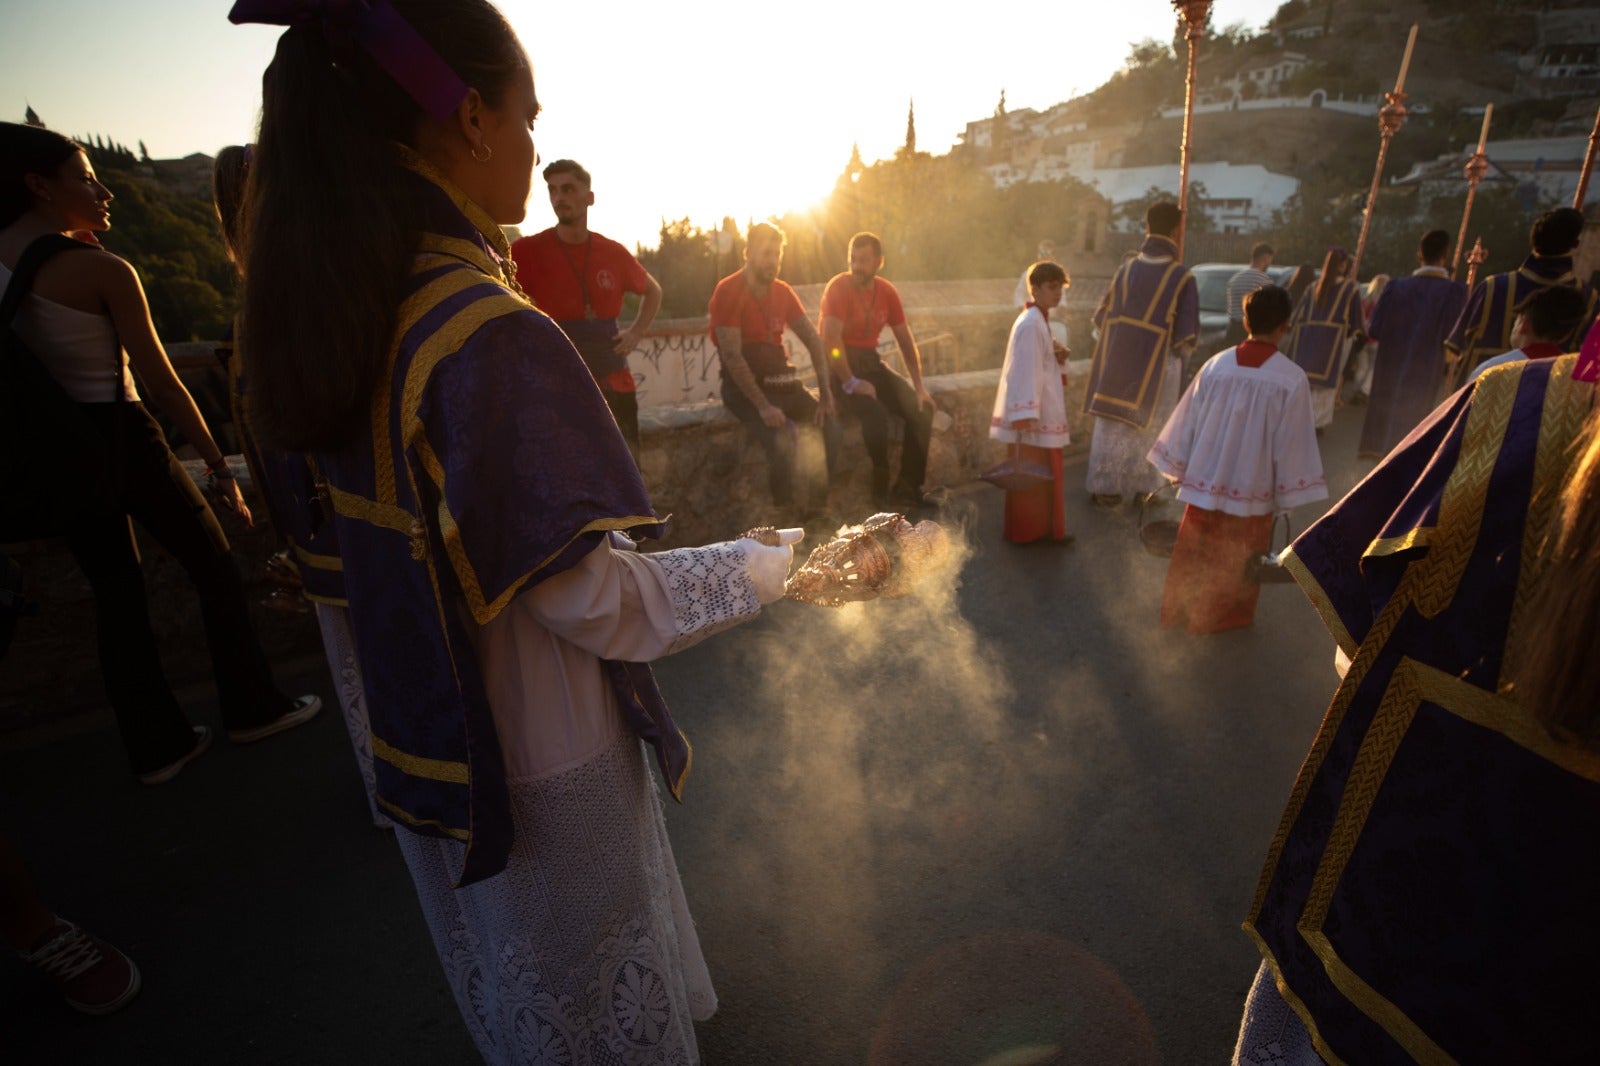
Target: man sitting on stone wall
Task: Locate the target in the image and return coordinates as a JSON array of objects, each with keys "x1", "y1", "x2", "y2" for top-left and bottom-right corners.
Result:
[
  {"x1": 708, "y1": 222, "x2": 840, "y2": 522},
  {"x1": 818, "y1": 232, "x2": 938, "y2": 510}
]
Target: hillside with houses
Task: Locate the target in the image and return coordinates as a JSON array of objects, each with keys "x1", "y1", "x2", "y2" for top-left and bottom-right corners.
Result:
[
  {"x1": 33, "y1": 0, "x2": 1600, "y2": 333},
  {"x1": 959, "y1": 0, "x2": 1597, "y2": 263}
]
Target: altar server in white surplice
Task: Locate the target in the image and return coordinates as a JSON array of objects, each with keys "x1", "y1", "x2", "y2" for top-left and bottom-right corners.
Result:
[
  {"x1": 1148, "y1": 285, "x2": 1326, "y2": 633},
  {"x1": 990, "y1": 260, "x2": 1074, "y2": 544}
]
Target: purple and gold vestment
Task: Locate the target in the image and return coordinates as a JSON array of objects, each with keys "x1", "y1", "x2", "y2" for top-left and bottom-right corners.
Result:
[
  {"x1": 1248, "y1": 354, "x2": 1600, "y2": 1063},
  {"x1": 317, "y1": 154, "x2": 679, "y2": 886},
  {"x1": 1084, "y1": 235, "x2": 1199, "y2": 429},
  {"x1": 1446, "y1": 253, "x2": 1598, "y2": 372},
  {"x1": 1284, "y1": 278, "x2": 1363, "y2": 388}
]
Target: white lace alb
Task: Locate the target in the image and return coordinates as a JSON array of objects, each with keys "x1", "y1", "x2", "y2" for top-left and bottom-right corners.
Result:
[{"x1": 395, "y1": 733, "x2": 714, "y2": 1065}]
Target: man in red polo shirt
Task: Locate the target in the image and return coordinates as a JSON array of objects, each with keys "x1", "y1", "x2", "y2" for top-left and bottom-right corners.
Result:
[
  {"x1": 510, "y1": 159, "x2": 663, "y2": 456},
  {"x1": 708, "y1": 222, "x2": 839, "y2": 518},
  {"x1": 819, "y1": 231, "x2": 938, "y2": 509}
]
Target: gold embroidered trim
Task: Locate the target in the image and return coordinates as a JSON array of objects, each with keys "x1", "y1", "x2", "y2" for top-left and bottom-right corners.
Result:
[
  {"x1": 372, "y1": 734, "x2": 470, "y2": 784},
  {"x1": 1365, "y1": 527, "x2": 1433, "y2": 559},
  {"x1": 1241, "y1": 925, "x2": 1351, "y2": 1066},
  {"x1": 1253, "y1": 385, "x2": 1519, "y2": 916},
  {"x1": 396, "y1": 146, "x2": 512, "y2": 261},
  {"x1": 1413, "y1": 657, "x2": 1600, "y2": 782},
  {"x1": 1290, "y1": 657, "x2": 1452, "y2": 1063},
  {"x1": 1411, "y1": 368, "x2": 1517, "y2": 618},
  {"x1": 1283, "y1": 653, "x2": 1597, "y2": 1063},
  {"x1": 415, "y1": 423, "x2": 660, "y2": 624},
  {"x1": 1302, "y1": 929, "x2": 1451, "y2": 1064},
  {"x1": 672, "y1": 730, "x2": 693, "y2": 801},
  {"x1": 326, "y1": 483, "x2": 415, "y2": 534},
  {"x1": 1502, "y1": 356, "x2": 1590, "y2": 688},
  {"x1": 399, "y1": 292, "x2": 529, "y2": 442},
  {"x1": 1281, "y1": 547, "x2": 1358, "y2": 657},
  {"x1": 419, "y1": 233, "x2": 498, "y2": 273},
  {"x1": 1086, "y1": 260, "x2": 1185, "y2": 426},
  {"x1": 1249, "y1": 553, "x2": 1425, "y2": 919},
  {"x1": 1288, "y1": 281, "x2": 1362, "y2": 386},
  {"x1": 376, "y1": 795, "x2": 470, "y2": 841},
  {"x1": 372, "y1": 266, "x2": 493, "y2": 505}
]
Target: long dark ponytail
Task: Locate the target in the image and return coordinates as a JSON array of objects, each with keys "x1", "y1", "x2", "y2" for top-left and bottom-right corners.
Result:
[
  {"x1": 1312, "y1": 247, "x2": 1349, "y2": 309},
  {"x1": 238, "y1": 0, "x2": 524, "y2": 452}
]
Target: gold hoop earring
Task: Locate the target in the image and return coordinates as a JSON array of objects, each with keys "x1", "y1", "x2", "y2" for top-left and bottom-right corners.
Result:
[{"x1": 471, "y1": 142, "x2": 493, "y2": 164}]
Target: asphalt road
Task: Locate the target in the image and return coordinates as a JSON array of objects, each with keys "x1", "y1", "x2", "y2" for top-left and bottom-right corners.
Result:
[{"x1": 1, "y1": 404, "x2": 1379, "y2": 1065}]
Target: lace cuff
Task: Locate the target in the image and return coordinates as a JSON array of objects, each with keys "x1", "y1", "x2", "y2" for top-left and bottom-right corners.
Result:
[{"x1": 652, "y1": 542, "x2": 764, "y2": 655}]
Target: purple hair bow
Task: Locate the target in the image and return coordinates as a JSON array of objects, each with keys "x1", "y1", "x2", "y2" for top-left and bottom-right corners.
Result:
[{"x1": 229, "y1": 0, "x2": 470, "y2": 122}]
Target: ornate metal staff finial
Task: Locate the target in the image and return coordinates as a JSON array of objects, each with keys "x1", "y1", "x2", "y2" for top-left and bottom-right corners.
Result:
[
  {"x1": 1351, "y1": 24, "x2": 1419, "y2": 280},
  {"x1": 1464, "y1": 237, "x2": 1488, "y2": 291}
]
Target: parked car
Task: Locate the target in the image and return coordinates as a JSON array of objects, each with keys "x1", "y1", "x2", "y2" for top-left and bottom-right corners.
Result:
[{"x1": 1187, "y1": 261, "x2": 1295, "y2": 376}]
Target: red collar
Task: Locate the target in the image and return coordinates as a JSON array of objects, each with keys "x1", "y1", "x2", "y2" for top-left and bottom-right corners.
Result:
[
  {"x1": 1235, "y1": 339, "x2": 1278, "y2": 368},
  {"x1": 1522, "y1": 342, "x2": 1564, "y2": 360}
]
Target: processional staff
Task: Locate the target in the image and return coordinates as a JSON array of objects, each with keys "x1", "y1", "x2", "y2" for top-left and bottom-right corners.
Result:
[
  {"x1": 1464, "y1": 237, "x2": 1488, "y2": 290},
  {"x1": 1352, "y1": 23, "x2": 1419, "y2": 280},
  {"x1": 1453, "y1": 103, "x2": 1493, "y2": 280},
  {"x1": 1172, "y1": 0, "x2": 1213, "y2": 260},
  {"x1": 1575, "y1": 102, "x2": 1600, "y2": 209}
]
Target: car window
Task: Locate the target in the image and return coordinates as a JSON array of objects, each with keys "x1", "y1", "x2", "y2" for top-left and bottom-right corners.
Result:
[{"x1": 1193, "y1": 268, "x2": 1233, "y2": 313}]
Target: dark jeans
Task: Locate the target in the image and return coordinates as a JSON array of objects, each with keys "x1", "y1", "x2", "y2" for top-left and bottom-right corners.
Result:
[
  {"x1": 1223, "y1": 319, "x2": 1247, "y2": 349},
  {"x1": 721, "y1": 379, "x2": 841, "y2": 510},
  {"x1": 839, "y1": 350, "x2": 933, "y2": 499},
  {"x1": 62, "y1": 403, "x2": 291, "y2": 773}
]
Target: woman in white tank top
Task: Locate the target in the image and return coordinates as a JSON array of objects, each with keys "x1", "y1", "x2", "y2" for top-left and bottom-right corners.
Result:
[{"x1": 0, "y1": 122, "x2": 320, "y2": 785}]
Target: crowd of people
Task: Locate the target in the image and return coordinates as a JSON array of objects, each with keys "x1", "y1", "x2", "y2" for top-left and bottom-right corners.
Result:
[{"x1": 2, "y1": 0, "x2": 1598, "y2": 1059}]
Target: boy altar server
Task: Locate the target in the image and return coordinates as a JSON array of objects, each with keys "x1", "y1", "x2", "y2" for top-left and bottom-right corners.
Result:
[
  {"x1": 990, "y1": 261, "x2": 1074, "y2": 545},
  {"x1": 1148, "y1": 285, "x2": 1327, "y2": 633}
]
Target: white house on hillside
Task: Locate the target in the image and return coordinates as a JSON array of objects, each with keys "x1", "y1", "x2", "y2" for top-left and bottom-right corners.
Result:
[
  {"x1": 1394, "y1": 136, "x2": 1599, "y2": 209},
  {"x1": 1084, "y1": 163, "x2": 1300, "y2": 233}
]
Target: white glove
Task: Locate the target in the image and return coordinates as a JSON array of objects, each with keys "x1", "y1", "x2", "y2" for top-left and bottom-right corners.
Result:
[{"x1": 737, "y1": 527, "x2": 803, "y2": 605}]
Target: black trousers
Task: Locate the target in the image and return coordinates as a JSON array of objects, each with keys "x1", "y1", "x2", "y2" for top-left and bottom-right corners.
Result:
[
  {"x1": 600, "y1": 387, "x2": 640, "y2": 458},
  {"x1": 62, "y1": 403, "x2": 290, "y2": 773},
  {"x1": 721, "y1": 379, "x2": 841, "y2": 509},
  {"x1": 839, "y1": 349, "x2": 933, "y2": 498}
]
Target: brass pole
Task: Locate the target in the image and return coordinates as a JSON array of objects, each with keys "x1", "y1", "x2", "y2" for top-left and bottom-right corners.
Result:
[
  {"x1": 1453, "y1": 152, "x2": 1489, "y2": 278},
  {"x1": 1453, "y1": 104, "x2": 1493, "y2": 278},
  {"x1": 1575, "y1": 103, "x2": 1600, "y2": 210},
  {"x1": 1352, "y1": 25, "x2": 1418, "y2": 280},
  {"x1": 1172, "y1": 0, "x2": 1213, "y2": 260}
]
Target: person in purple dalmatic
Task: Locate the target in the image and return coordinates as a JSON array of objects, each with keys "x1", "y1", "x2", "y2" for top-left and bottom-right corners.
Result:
[{"x1": 1357, "y1": 229, "x2": 1467, "y2": 460}]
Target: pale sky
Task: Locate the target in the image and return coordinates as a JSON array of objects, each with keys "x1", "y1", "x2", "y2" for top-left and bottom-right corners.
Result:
[{"x1": 1, "y1": 0, "x2": 1285, "y2": 250}]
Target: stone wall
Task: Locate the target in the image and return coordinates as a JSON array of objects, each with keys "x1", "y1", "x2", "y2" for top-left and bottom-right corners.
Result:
[
  {"x1": 639, "y1": 361, "x2": 1094, "y2": 547},
  {"x1": 1, "y1": 364, "x2": 1096, "y2": 729}
]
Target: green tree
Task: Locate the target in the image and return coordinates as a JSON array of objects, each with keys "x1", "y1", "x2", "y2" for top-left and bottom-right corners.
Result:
[{"x1": 71, "y1": 141, "x2": 233, "y2": 340}]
